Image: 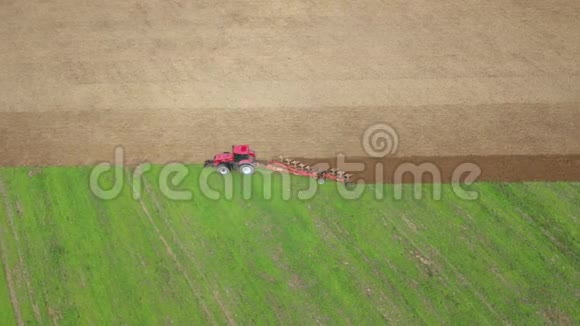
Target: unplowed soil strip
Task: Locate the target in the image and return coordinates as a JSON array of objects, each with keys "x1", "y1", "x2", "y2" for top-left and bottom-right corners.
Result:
[{"x1": 298, "y1": 155, "x2": 580, "y2": 184}]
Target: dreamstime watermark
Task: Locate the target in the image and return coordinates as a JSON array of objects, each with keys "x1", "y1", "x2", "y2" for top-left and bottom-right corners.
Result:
[
  {"x1": 359, "y1": 122, "x2": 481, "y2": 201},
  {"x1": 362, "y1": 122, "x2": 399, "y2": 157},
  {"x1": 89, "y1": 123, "x2": 481, "y2": 201}
]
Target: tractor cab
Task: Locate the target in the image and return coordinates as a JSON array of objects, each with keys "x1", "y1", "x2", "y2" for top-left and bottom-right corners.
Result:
[{"x1": 232, "y1": 144, "x2": 256, "y2": 164}]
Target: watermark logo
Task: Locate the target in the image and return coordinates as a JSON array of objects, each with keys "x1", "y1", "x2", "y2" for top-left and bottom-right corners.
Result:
[
  {"x1": 89, "y1": 146, "x2": 125, "y2": 200},
  {"x1": 89, "y1": 122, "x2": 481, "y2": 201},
  {"x1": 362, "y1": 123, "x2": 399, "y2": 157}
]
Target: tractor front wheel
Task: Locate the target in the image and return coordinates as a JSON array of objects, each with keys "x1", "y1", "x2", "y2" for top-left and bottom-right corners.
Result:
[
  {"x1": 238, "y1": 164, "x2": 255, "y2": 176},
  {"x1": 217, "y1": 164, "x2": 230, "y2": 175}
]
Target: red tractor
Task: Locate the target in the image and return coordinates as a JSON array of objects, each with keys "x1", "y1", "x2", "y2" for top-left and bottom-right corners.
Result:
[
  {"x1": 204, "y1": 144, "x2": 257, "y2": 175},
  {"x1": 204, "y1": 144, "x2": 353, "y2": 187}
]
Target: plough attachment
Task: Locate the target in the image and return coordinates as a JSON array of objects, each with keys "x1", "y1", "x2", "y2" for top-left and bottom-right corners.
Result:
[
  {"x1": 207, "y1": 147, "x2": 353, "y2": 187},
  {"x1": 258, "y1": 156, "x2": 353, "y2": 186}
]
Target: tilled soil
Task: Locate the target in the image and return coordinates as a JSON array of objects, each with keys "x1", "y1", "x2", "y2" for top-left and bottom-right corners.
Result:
[{"x1": 1, "y1": 0, "x2": 579, "y2": 183}]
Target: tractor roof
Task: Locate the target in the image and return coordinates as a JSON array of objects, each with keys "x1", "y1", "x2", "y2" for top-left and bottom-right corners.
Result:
[{"x1": 232, "y1": 144, "x2": 251, "y2": 154}]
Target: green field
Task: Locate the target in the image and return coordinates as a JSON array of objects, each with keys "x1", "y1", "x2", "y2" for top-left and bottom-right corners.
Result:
[{"x1": 0, "y1": 166, "x2": 578, "y2": 325}]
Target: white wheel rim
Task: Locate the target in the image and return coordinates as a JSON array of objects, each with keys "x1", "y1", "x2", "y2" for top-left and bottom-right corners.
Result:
[
  {"x1": 218, "y1": 167, "x2": 228, "y2": 174},
  {"x1": 241, "y1": 166, "x2": 252, "y2": 175}
]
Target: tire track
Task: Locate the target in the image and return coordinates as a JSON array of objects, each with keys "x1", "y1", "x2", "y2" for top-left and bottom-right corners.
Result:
[
  {"x1": 134, "y1": 184, "x2": 217, "y2": 325},
  {"x1": 140, "y1": 177, "x2": 237, "y2": 326},
  {"x1": 0, "y1": 178, "x2": 42, "y2": 325},
  {"x1": 382, "y1": 214, "x2": 505, "y2": 322},
  {"x1": 312, "y1": 214, "x2": 405, "y2": 323},
  {"x1": 0, "y1": 179, "x2": 24, "y2": 326}
]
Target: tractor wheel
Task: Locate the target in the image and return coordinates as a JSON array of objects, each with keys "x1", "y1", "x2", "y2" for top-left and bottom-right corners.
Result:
[
  {"x1": 239, "y1": 164, "x2": 255, "y2": 176},
  {"x1": 217, "y1": 164, "x2": 230, "y2": 175},
  {"x1": 317, "y1": 178, "x2": 326, "y2": 185}
]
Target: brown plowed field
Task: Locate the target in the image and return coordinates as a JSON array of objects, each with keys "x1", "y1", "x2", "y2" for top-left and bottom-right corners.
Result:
[{"x1": 1, "y1": 1, "x2": 579, "y2": 183}]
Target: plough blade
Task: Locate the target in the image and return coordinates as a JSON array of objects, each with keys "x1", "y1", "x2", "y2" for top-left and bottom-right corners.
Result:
[{"x1": 268, "y1": 155, "x2": 352, "y2": 186}]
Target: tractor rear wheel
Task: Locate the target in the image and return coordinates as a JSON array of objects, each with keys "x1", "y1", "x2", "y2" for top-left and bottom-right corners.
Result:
[
  {"x1": 217, "y1": 164, "x2": 230, "y2": 175},
  {"x1": 239, "y1": 164, "x2": 255, "y2": 176}
]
